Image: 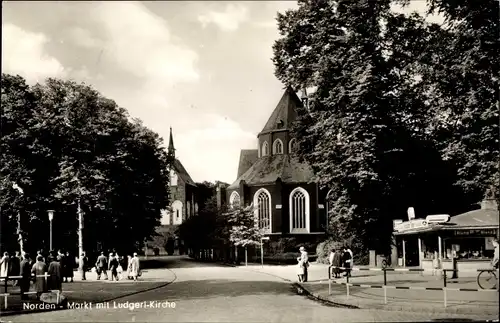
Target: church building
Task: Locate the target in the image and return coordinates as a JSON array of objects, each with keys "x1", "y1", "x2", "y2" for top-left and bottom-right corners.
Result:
[
  {"x1": 226, "y1": 87, "x2": 328, "y2": 247},
  {"x1": 147, "y1": 128, "x2": 198, "y2": 255}
]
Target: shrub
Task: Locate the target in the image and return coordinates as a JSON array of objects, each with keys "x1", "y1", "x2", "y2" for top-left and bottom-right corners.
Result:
[{"x1": 315, "y1": 238, "x2": 369, "y2": 265}]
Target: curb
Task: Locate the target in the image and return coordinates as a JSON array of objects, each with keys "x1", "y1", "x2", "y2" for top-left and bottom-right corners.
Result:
[
  {"x1": 0, "y1": 269, "x2": 177, "y2": 317},
  {"x1": 298, "y1": 283, "x2": 499, "y2": 316},
  {"x1": 216, "y1": 260, "x2": 498, "y2": 316}
]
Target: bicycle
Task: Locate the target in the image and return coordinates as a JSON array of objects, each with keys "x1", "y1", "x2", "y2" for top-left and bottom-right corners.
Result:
[{"x1": 477, "y1": 269, "x2": 498, "y2": 290}]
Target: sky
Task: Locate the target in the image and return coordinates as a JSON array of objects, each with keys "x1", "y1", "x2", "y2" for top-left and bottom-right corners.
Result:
[{"x1": 1, "y1": 1, "x2": 438, "y2": 184}]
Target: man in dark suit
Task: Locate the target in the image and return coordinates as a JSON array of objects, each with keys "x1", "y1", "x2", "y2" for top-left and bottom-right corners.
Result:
[
  {"x1": 95, "y1": 251, "x2": 108, "y2": 280},
  {"x1": 20, "y1": 253, "x2": 31, "y2": 300}
]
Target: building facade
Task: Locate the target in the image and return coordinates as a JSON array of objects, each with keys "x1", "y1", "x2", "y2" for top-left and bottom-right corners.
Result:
[
  {"x1": 148, "y1": 128, "x2": 198, "y2": 255},
  {"x1": 226, "y1": 87, "x2": 328, "y2": 247}
]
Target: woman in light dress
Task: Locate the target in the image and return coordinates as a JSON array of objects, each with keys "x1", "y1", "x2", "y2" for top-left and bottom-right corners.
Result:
[
  {"x1": 296, "y1": 256, "x2": 305, "y2": 282},
  {"x1": 0, "y1": 252, "x2": 10, "y2": 280},
  {"x1": 130, "y1": 253, "x2": 140, "y2": 281}
]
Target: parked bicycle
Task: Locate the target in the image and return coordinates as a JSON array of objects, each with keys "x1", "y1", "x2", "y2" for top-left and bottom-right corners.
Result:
[{"x1": 477, "y1": 269, "x2": 497, "y2": 290}]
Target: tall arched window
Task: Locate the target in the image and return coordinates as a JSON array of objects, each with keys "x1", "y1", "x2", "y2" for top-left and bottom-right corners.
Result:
[
  {"x1": 289, "y1": 138, "x2": 297, "y2": 154},
  {"x1": 172, "y1": 200, "x2": 183, "y2": 225},
  {"x1": 186, "y1": 201, "x2": 191, "y2": 218},
  {"x1": 261, "y1": 141, "x2": 269, "y2": 156},
  {"x1": 170, "y1": 169, "x2": 178, "y2": 186},
  {"x1": 273, "y1": 139, "x2": 284, "y2": 155},
  {"x1": 253, "y1": 188, "x2": 271, "y2": 233},
  {"x1": 289, "y1": 187, "x2": 310, "y2": 233},
  {"x1": 194, "y1": 203, "x2": 199, "y2": 215},
  {"x1": 229, "y1": 191, "x2": 241, "y2": 209}
]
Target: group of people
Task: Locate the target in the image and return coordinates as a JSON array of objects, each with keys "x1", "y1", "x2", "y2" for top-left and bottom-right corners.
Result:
[
  {"x1": 93, "y1": 251, "x2": 140, "y2": 281},
  {"x1": 0, "y1": 250, "x2": 73, "y2": 300},
  {"x1": 328, "y1": 246, "x2": 353, "y2": 278}
]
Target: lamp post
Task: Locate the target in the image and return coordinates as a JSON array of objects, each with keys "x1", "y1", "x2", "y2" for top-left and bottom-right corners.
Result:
[{"x1": 47, "y1": 210, "x2": 55, "y2": 251}]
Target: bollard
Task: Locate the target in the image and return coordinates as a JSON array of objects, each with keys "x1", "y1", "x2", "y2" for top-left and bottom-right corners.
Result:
[
  {"x1": 443, "y1": 287, "x2": 447, "y2": 308},
  {"x1": 443, "y1": 270, "x2": 447, "y2": 288},
  {"x1": 3, "y1": 294, "x2": 8, "y2": 309},
  {"x1": 4, "y1": 277, "x2": 8, "y2": 294},
  {"x1": 383, "y1": 268, "x2": 387, "y2": 304},
  {"x1": 346, "y1": 282, "x2": 350, "y2": 299},
  {"x1": 328, "y1": 278, "x2": 331, "y2": 295}
]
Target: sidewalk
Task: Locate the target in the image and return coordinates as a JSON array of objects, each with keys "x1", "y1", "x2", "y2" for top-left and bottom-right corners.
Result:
[
  {"x1": 0, "y1": 268, "x2": 176, "y2": 317},
  {"x1": 234, "y1": 262, "x2": 500, "y2": 317}
]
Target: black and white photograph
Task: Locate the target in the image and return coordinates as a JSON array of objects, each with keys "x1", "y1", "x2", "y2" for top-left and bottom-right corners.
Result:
[{"x1": 1, "y1": 0, "x2": 499, "y2": 322}]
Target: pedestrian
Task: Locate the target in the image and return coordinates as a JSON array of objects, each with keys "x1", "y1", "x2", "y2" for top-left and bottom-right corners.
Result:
[
  {"x1": 9, "y1": 251, "x2": 21, "y2": 286},
  {"x1": 296, "y1": 255, "x2": 305, "y2": 282},
  {"x1": 126, "y1": 255, "x2": 132, "y2": 279},
  {"x1": 31, "y1": 255, "x2": 47, "y2": 300},
  {"x1": 130, "y1": 253, "x2": 140, "y2": 281},
  {"x1": 118, "y1": 256, "x2": 126, "y2": 280},
  {"x1": 19, "y1": 253, "x2": 31, "y2": 300},
  {"x1": 342, "y1": 247, "x2": 352, "y2": 277},
  {"x1": 65, "y1": 251, "x2": 74, "y2": 282},
  {"x1": 0, "y1": 252, "x2": 10, "y2": 281},
  {"x1": 47, "y1": 255, "x2": 63, "y2": 292},
  {"x1": 298, "y1": 247, "x2": 309, "y2": 282},
  {"x1": 95, "y1": 251, "x2": 108, "y2": 280},
  {"x1": 491, "y1": 238, "x2": 499, "y2": 269},
  {"x1": 79, "y1": 252, "x2": 88, "y2": 281},
  {"x1": 108, "y1": 253, "x2": 119, "y2": 281},
  {"x1": 330, "y1": 248, "x2": 343, "y2": 278}
]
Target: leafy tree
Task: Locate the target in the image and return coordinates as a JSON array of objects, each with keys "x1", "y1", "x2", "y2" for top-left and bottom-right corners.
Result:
[
  {"x1": 227, "y1": 204, "x2": 263, "y2": 265},
  {"x1": 0, "y1": 74, "x2": 170, "y2": 256},
  {"x1": 271, "y1": 0, "x2": 495, "y2": 256}
]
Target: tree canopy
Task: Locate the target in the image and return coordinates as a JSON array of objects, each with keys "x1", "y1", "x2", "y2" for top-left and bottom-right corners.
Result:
[
  {"x1": 272, "y1": 0, "x2": 498, "y2": 254},
  {"x1": 0, "y1": 74, "x2": 170, "y2": 255}
]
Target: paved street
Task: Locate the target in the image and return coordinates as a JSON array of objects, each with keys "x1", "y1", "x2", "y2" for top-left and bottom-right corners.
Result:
[{"x1": 2, "y1": 257, "x2": 496, "y2": 322}]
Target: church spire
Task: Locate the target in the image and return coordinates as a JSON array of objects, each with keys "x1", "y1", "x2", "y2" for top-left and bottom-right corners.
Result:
[{"x1": 167, "y1": 127, "x2": 175, "y2": 163}]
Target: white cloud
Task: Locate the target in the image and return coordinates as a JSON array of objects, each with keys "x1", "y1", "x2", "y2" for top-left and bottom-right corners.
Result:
[
  {"x1": 88, "y1": 2, "x2": 199, "y2": 85},
  {"x1": 1, "y1": 23, "x2": 66, "y2": 84},
  {"x1": 174, "y1": 113, "x2": 256, "y2": 183},
  {"x1": 65, "y1": 27, "x2": 103, "y2": 48},
  {"x1": 198, "y1": 4, "x2": 249, "y2": 32}
]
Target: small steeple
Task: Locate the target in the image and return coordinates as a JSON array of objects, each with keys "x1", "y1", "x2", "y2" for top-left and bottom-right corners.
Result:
[
  {"x1": 167, "y1": 127, "x2": 175, "y2": 163},
  {"x1": 300, "y1": 87, "x2": 309, "y2": 110}
]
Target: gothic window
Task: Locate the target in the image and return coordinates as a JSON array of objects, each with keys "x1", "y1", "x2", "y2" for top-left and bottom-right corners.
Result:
[
  {"x1": 229, "y1": 191, "x2": 241, "y2": 209},
  {"x1": 187, "y1": 201, "x2": 191, "y2": 218},
  {"x1": 289, "y1": 187, "x2": 310, "y2": 233},
  {"x1": 272, "y1": 139, "x2": 284, "y2": 155},
  {"x1": 172, "y1": 200, "x2": 183, "y2": 225},
  {"x1": 253, "y1": 188, "x2": 271, "y2": 233},
  {"x1": 261, "y1": 141, "x2": 269, "y2": 156},
  {"x1": 170, "y1": 169, "x2": 178, "y2": 186},
  {"x1": 160, "y1": 209, "x2": 170, "y2": 225},
  {"x1": 195, "y1": 203, "x2": 199, "y2": 215},
  {"x1": 289, "y1": 138, "x2": 298, "y2": 154}
]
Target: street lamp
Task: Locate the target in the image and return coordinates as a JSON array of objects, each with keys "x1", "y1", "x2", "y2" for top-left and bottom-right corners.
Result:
[{"x1": 47, "y1": 210, "x2": 55, "y2": 251}]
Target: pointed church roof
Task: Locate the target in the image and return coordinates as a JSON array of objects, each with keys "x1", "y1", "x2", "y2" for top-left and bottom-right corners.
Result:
[
  {"x1": 237, "y1": 149, "x2": 259, "y2": 179},
  {"x1": 259, "y1": 86, "x2": 303, "y2": 135}
]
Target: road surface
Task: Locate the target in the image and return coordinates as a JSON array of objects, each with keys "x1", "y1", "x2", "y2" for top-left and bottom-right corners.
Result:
[{"x1": 3, "y1": 257, "x2": 493, "y2": 322}]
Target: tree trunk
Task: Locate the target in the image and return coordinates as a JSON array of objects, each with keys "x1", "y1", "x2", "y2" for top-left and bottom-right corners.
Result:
[
  {"x1": 17, "y1": 211, "x2": 25, "y2": 255},
  {"x1": 77, "y1": 199, "x2": 84, "y2": 278},
  {"x1": 245, "y1": 246, "x2": 248, "y2": 266}
]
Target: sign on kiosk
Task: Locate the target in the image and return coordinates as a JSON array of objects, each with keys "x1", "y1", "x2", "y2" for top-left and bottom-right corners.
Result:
[{"x1": 425, "y1": 214, "x2": 450, "y2": 223}]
